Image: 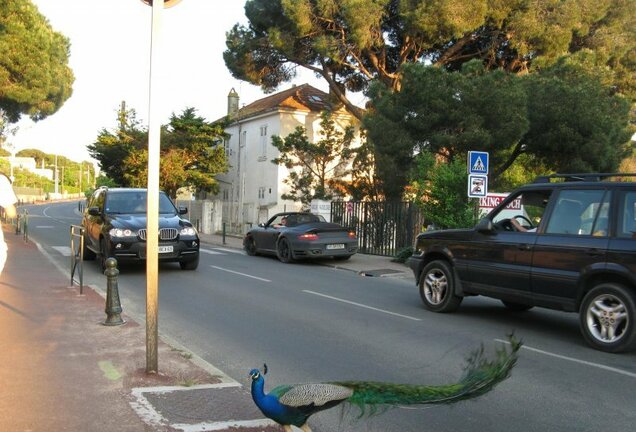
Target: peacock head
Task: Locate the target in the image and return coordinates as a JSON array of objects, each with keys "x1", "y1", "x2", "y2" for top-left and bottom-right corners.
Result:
[{"x1": 249, "y1": 363, "x2": 268, "y2": 381}]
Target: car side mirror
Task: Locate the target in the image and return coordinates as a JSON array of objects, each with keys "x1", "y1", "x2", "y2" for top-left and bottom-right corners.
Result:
[
  {"x1": 476, "y1": 218, "x2": 494, "y2": 233},
  {"x1": 258, "y1": 223, "x2": 265, "y2": 228},
  {"x1": 178, "y1": 206, "x2": 188, "y2": 215},
  {"x1": 88, "y1": 207, "x2": 101, "y2": 217}
]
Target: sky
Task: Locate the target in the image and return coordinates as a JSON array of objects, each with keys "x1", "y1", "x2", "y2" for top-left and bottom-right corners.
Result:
[{"x1": 8, "y1": 0, "x2": 353, "y2": 164}]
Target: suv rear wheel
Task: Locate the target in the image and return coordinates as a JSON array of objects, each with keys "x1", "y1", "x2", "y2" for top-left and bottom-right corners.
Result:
[
  {"x1": 579, "y1": 283, "x2": 636, "y2": 353},
  {"x1": 419, "y1": 260, "x2": 462, "y2": 312}
]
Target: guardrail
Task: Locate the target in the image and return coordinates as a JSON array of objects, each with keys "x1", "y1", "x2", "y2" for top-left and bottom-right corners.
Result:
[{"x1": 70, "y1": 225, "x2": 84, "y2": 294}]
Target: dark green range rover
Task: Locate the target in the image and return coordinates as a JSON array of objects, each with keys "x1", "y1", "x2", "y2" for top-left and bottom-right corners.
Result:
[{"x1": 407, "y1": 173, "x2": 636, "y2": 353}]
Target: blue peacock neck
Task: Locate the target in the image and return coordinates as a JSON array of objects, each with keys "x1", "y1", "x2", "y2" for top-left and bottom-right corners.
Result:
[{"x1": 251, "y1": 376, "x2": 266, "y2": 405}]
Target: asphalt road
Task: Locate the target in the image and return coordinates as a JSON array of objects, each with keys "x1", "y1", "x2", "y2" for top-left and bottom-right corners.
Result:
[{"x1": 19, "y1": 201, "x2": 636, "y2": 432}]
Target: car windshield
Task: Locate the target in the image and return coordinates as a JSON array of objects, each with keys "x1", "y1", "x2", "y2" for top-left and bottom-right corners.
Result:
[
  {"x1": 268, "y1": 213, "x2": 325, "y2": 227},
  {"x1": 104, "y1": 192, "x2": 177, "y2": 214}
]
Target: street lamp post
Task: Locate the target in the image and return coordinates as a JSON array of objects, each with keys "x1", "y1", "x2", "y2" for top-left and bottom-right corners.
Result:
[{"x1": 140, "y1": 0, "x2": 182, "y2": 374}]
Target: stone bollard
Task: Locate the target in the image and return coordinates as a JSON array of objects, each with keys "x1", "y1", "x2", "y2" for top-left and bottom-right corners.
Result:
[{"x1": 103, "y1": 257, "x2": 125, "y2": 326}]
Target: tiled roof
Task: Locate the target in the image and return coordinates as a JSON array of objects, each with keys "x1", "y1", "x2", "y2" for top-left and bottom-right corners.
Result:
[{"x1": 228, "y1": 84, "x2": 348, "y2": 122}]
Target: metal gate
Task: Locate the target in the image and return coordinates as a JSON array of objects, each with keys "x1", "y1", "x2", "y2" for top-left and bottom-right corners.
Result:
[{"x1": 331, "y1": 201, "x2": 424, "y2": 256}]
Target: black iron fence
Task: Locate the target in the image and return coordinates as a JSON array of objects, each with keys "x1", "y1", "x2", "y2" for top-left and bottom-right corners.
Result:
[{"x1": 331, "y1": 201, "x2": 425, "y2": 256}]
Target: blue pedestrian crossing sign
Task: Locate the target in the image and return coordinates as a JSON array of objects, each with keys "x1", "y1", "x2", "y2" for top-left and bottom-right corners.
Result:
[{"x1": 468, "y1": 151, "x2": 489, "y2": 175}]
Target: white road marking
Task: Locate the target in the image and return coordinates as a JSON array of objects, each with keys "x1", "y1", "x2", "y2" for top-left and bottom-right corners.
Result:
[
  {"x1": 200, "y1": 249, "x2": 225, "y2": 255},
  {"x1": 212, "y1": 246, "x2": 245, "y2": 255},
  {"x1": 210, "y1": 266, "x2": 271, "y2": 282},
  {"x1": 200, "y1": 247, "x2": 245, "y2": 255},
  {"x1": 130, "y1": 384, "x2": 277, "y2": 432},
  {"x1": 52, "y1": 246, "x2": 72, "y2": 256},
  {"x1": 495, "y1": 338, "x2": 636, "y2": 379},
  {"x1": 303, "y1": 290, "x2": 422, "y2": 321},
  {"x1": 34, "y1": 225, "x2": 55, "y2": 229},
  {"x1": 172, "y1": 419, "x2": 278, "y2": 432}
]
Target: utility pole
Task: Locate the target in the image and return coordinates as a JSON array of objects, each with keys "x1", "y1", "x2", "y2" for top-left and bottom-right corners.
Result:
[
  {"x1": 140, "y1": 0, "x2": 183, "y2": 374},
  {"x1": 54, "y1": 154, "x2": 58, "y2": 195}
]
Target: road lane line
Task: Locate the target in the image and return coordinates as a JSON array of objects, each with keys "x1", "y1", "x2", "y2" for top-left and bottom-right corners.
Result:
[
  {"x1": 210, "y1": 265, "x2": 271, "y2": 282},
  {"x1": 212, "y1": 247, "x2": 245, "y2": 255},
  {"x1": 200, "y1": 249, "x2": 225, "y2": 255},
  {"x1": 495, "y1": 338, "x2": 636, "y2": 379},
  {"x1": 52, "y1": 246, "x2": 72, "y2": 256},
  {"x1": 303, "y1": 290, "x2": 422, "y2": 321}
]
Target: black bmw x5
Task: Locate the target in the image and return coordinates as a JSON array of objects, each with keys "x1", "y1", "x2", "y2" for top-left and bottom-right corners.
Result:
[
  {"x1": 82, "y1": 187, "x2": 200, "y2": 270},
  {"x1": 407, "y1": 173, "x2": 636, "y2": 353}
]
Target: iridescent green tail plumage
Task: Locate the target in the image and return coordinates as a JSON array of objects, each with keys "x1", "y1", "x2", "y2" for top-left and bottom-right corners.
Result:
[{"x1": 333, "y1": 334, "x2": 521, "y2": 417}]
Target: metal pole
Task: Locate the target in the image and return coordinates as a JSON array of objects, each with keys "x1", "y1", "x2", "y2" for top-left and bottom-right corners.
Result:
[
  {"x1": 145, "y1": 0, "x2": 164, "y2": 374},
  {"x1": 54, "y1": 154, "x2": 58, "y2": 195}
]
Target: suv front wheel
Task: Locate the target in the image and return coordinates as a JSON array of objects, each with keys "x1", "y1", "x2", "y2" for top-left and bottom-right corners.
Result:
[
  {"x1": 580, "y1": 283, "x2": 636, "y2": 353},
  {"x1": 419, "y1": 260, "x2": 462, "y2": 312}
]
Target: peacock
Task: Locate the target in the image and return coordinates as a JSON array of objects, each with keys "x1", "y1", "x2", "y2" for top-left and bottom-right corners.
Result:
[{"x1": 249, "y1": 335, "x2": 521, "y2": 432}]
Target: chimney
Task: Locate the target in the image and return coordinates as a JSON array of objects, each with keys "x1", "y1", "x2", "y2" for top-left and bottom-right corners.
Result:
[{"x1": 227, "y1": 88, "x2": 239, "y2": 117}]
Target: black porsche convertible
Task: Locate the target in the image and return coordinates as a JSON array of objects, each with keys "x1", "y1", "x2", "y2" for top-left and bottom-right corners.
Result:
[{"x1": 243, "y1": 212, "x2": 358, "y2": 263}]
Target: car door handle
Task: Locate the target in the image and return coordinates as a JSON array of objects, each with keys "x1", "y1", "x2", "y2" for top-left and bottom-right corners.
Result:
[{"x1": 517, "y1": 244, "x2": 531, "y2": 251}]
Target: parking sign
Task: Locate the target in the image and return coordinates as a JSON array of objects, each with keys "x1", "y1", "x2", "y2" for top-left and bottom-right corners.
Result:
[{"x1": 468, "y1": 151, "x2": 489, "y2": 175}]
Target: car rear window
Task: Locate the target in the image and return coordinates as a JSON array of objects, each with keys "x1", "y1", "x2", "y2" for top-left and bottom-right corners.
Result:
[
  {"x1": 545, "y1": 189, "x2": 610, "y2": 236},
  {"x1": 618, "y1": 191, "x2": 636, "y2": 239}
]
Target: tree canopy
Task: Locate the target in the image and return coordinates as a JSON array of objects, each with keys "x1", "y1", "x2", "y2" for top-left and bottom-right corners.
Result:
[
  {"x1": 520, "y1": 60, "x2": 633, "y2": 174},
  {"x1": 0, "y1": 0, "x2": 74, "y2": 124},
  {"x1": 88, "y1": 106, "x2": 229, "y2": 198},
  {"x1": 224, "y1": 0, "x2": 635, "y2": 120},
  {"x1": 365, "y1": 61, "x2": 529, "y2": 198},
  {"x1": 364, "y1": 60, "x2": 633, "y2": 198}
]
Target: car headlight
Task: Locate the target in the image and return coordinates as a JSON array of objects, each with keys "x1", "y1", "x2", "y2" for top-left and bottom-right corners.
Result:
[
  {"x1": 180, "y1": 226, "x2": 197, "y2": 236},
  {"x1": 109, "y1": 228, "x2": 134, "y2": 238}
]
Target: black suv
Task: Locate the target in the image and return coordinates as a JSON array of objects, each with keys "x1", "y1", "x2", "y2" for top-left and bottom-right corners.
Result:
[
  {"x1": 407, "y1": 173, "x2": 636, "y2": 353},
  {"x1": 82, "y1": 187, "x2": 200, "y2": 270}
]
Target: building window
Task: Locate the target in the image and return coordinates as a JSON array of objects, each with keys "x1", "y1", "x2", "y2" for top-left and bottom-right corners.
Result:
[
  {"x1": 240, "y1": 131, "x2": 247, "y2": 148},
  {"x1": 258, "y1": 187, "x2": 266, "y2": 199},
  {"x1": 259, "y1": 125, "x2": 268, "y2": 160},
  {"x1": 223, "y1": 138, "x2": 232, "y2": 157}
]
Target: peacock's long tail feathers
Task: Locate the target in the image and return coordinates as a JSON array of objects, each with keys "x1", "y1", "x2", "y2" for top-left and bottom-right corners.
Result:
[{"x1": 332, "y1": 334, "x2": 521, "y2": 416}]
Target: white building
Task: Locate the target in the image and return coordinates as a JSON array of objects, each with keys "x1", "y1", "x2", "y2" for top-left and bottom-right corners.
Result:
[{"x1": 211, "y1": 84, "x2": 363, "y2": 233}]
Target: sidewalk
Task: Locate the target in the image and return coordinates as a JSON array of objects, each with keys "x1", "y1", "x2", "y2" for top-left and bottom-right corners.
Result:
[
  {"x1": 0, "y1": 225, "x2": 280, "y2": 432},
  {"x1": 0, "y1": 226, "x2": 412, "y2": 431}
]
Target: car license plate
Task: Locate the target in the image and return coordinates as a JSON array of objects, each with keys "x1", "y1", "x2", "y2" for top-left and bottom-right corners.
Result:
[
  {"x1": 158, "y1": 245, "x2": 173, "y2": 253},
  {"x1": 326, "y1": 244, "x2": 345, "y2": 250}
]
